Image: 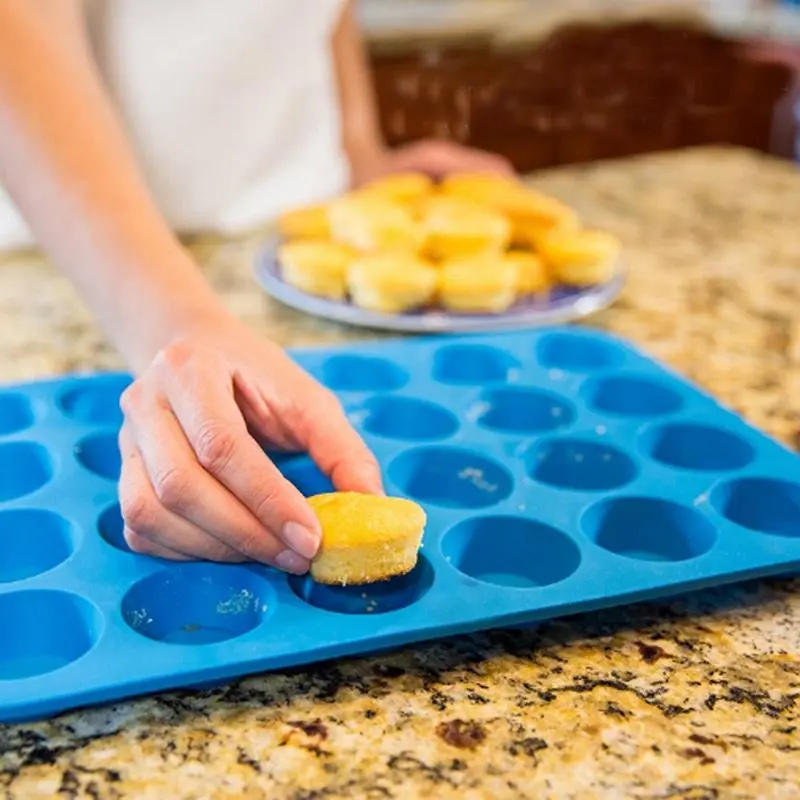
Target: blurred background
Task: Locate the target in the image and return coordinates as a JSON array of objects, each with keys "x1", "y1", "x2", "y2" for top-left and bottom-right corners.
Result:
[{"x1": 357, "y1": 0, "x2": 800, "y2": 169}]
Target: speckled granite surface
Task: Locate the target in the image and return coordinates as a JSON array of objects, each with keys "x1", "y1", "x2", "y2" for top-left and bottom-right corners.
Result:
[{"x1": 0, "y1": 147, "x2": 799, "y2": 799}]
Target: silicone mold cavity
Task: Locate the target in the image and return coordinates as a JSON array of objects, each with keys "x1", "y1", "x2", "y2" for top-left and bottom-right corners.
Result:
[
  {"x1": 474, "y1": 387, "x2": 575, "y2": 435},
  {"x1": 281, "y1": 458, "x2": 335, "y2": 497},
  {"x1": 645, "y1": 422, "x2": 754, "y2": 472},
  {"x1": 711, "y1": 478, "x2": 800, "y2": 538},
  {"x1": 59, "y1": 377, "x2": 131, "y2": 426},
  {"x1": 290, "y1": 556, "x2": 434, "y2": 615},
  {"x1": 98, "y1": 503, "x2": 131, "y2": 553},
  {"x1": 0, "y1": 393, "x2": 34, "y2": 436},
  {"x1": 389, "y1": 446, "x2": 513, "y2": 508},
  {"x1": 322, "y1": 355, "x2": 408, "y2": 392},
  {"x1": 122, "y1": 565, "x2": 272, "y2": 644},
  {"x1": 433, "y1": 344, "x2": 517, "y2": 385},
  {"x1": 583, "y1": 497, "x2": 716, "y2": 562},
  {"x1": 74, "y1": 432, "x2": 121, "y2": 481},
  {"x1": 587, "y1": 375, "x2": 683, "y2": 417},
  {"x1": 0, "y1": 442, "x2": 52, "y2": 501},
  {"x1": 0, "y1": 510, "x2": 74, "y2": 583},
  {"x1": 359, "y1": 396, "x2": 458, "y2": 441},
  {"x1": 0, "y1": 591, "x2": 101, "y2": 680},
  {"x1": 528, "y1": 438, "x2": 636, "y2": 491},
  {"x1": 537, "y1": 332, "x2": 622, "y2": 372},
  {"x1": 442, "y1": 516, "x2": 581, "y2": 588}
]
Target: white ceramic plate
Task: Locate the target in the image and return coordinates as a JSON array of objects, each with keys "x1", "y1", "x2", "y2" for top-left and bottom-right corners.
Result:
[{"x1": 254, "y1": 236, "x2": 625, "y2": 333}]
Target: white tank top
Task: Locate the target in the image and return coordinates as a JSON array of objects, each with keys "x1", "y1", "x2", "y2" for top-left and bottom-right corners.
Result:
[{"x1": 0, "y1": 0, "x2": 349, "y2": 250}]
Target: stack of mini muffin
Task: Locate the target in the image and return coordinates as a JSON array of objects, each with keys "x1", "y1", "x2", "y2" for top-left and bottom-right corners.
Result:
[{"x1": 276, "y1": 172, "x2": 620, "y2": 315}]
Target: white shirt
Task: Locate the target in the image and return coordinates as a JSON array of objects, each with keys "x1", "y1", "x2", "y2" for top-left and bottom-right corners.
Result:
[{"x1": 0, "y1": 0, "x2": 349, "y2": 250}]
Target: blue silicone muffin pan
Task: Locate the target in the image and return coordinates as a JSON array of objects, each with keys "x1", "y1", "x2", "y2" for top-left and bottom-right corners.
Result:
[{"x1": 1, "y1": 327, "x2": 799, "y2": 722}]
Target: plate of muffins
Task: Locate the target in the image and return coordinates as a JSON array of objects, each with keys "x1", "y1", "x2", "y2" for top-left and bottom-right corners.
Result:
[{"x1": 255, "y1": 172, "x2": 624, "y2": 332}]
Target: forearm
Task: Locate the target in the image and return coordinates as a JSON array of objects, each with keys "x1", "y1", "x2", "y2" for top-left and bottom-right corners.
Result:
[
  {"x1": 332, "y1": 0, "x2": 386, "y2": 181},
  {"x1": 0, "y1": 0, "x2": 227, "y2": 372}
]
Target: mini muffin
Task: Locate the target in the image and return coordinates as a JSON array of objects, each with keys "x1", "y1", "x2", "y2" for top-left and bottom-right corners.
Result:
[
  {"x1": 347, "y1": 253, "x2": 438, "y2": 313},
  {"x1": 509, "y1": 194, "x2": 580, "y2": 250},
  {"x1": 328, "y1": 193, "x2": 425, "y2": 253},
  {"x1": 505, "y1": 251, "x2": 551, "y2": 296},
  {"x1": 440, "y1": 172, "x2": 524, "y2": 209},
  {"x1": 309, "y1": 492, "x2": 427, "y2": 586},
  {"x1": 538, "y1": 228, "x2": 621, "y2": 286},
  {"x1": 278, "y1": 241, "x2": 356, "y2": 300},
  {"x1": 438, "y1": 254, "x2": 520, "y2": 314},
  {"x1": 278, "y1": 203, "x2": 331, "y2": 241},
  {"x1": 361, "y1": 172, "x2": 434, "y2": 206},
  {"x1": 422, "y1": 196, "x2": 511, "y2": 260}
]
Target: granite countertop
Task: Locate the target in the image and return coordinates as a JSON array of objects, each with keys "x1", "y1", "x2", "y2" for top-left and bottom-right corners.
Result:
[{"x1": 0, "y1": 147, "x2": 799, "y2": 799}]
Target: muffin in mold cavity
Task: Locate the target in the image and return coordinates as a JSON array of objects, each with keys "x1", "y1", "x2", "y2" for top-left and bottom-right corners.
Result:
[
  {"x1": 527, "y1": 438, "x2": 636, "y2": 491},
  {"x1": 290, "y1": 554, "x2": 433, "y2": 615},
  {"x1": 442, "y1": 516, "x2": 581, "y2": 588},
  {"x1": 0, "y1": 510, "x2": 75, "y2": 583},
  {"x1": 0, "y1": 393, "x2": 34, "y2": 436},
  {"x1": 122, "y1": 564, "x2": 272, "y2": 645},
  {"x1": 321, "y1": 355, "x2": 408, "y2": 392},
  {"x1": 0, "y1": 441, "x2": 52, "y2": 501},
  {"x1": 0, "y1": 590, "x2": 102, "y2": 680},
  {"x1": 433, "y1": 344, "x2": 519, "y2": 386},
  {"x1": 586, "y1": 375, "x2": 683, "y2": 418},
  {"x1": 536, "y1": 331, "x2": 623, "y2": 373},
  {"x1": 583, "y1": 497, "x2": 716, "y2": 562},
  {"x1": 711, "y1": 478, "x2": 800, "y2": 538},
  {"x1": 474, "y1": 387, "x2": 575, "y2": 435},
  {"x1": 389, "y1": 446, "x2": 513, "y2": 509},
  {"x1": 358, "y1": 395, "x2": 458, "y2": 441},
  {"x1": 58, "y1": 376, "x2": 132, "y2": 426},
  {"x1": 645, "y1": 422, "x2": 754, "y2": 472}
]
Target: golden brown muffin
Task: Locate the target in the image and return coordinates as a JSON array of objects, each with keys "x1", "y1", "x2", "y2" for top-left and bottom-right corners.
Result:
[
  {"x1": 509, "y1": 194, "x2": 580, "y2": 250},
  {"x1": 440, "y1": 172, "x2": 523, "y2": 209},
  {"x1": 347, "y1": 253, "x2": 438, "y2": 313},
  {"x1": 361, "y1": 172, "x2": 434, "y2": 206},
  {"x1": 309, "y1": 492, "x2": 427, "y2": 586},
  {"x1": 505, "y1": 251, "x2": 551, "y2": 296},
  {"x1": 422, "y1": 196, "x2": 511, "y2": 260},
  {"x1": 438, "y1": 254, "x2": 520, "y2": 314},
  {"x1": 277, "y1": 241, "x2": 356, "y2": 300},
  {"x1": 277, "y1": 203, "x2": 331, "y2": 241},
  {"x1": 327, "y1": 193, "x2": 425, "y2": 254},
  {"x1": 538, "y1": 228, "x2": 621, "y2": 286}
]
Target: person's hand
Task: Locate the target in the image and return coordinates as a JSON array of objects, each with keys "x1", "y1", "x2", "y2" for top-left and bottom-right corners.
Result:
[
  {"x1": 351, "y1": 139, "x2": 514, "y2": 187},
  {"x1": 117, "y1": 318, "x2": 383, "y2": 573}
]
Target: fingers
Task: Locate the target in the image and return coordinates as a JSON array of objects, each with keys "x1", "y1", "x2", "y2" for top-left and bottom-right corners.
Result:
[
  {"x1": 152, "y1": 344, "x2": 321, "y2": 560},
  {"x1": 295, "y1": 390, "x2": 384, "y2": 496},
  {"x1": 399, "y1": 141, "x2": 515, "y2": 178}
]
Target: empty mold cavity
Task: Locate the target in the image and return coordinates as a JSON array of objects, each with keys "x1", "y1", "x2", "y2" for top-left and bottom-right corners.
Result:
[
  {"x1": 475, "y1": 387, "x2": 575, "y2": 435},
  {"x1": 645, "y1": 422, "x2": 754, "y2": 472},
  {"x1": 583, "y1": 497, "x2": 716, "y2": 562},
  {"x1": 587, "y1": 375, "x2": 683, "y2": 417},
  {"x1": 290, "y1": 555, "x2": 433, "y2": 615},
  {"x1": 321, "y1": 355, "x2": 408, "y2": 392},
  {"x1": 58, "y1": 377, "x2": 132, "y2": 426},
  {"x1": 281, "y1": 458, "x2": 335, "y2": 496},
  {"x1": 74, "y1": 432, "x2": 121, "y2": 481},
  {"x1": 711, "y1": 478, "x2": 800, "y2": 538},
  {"x1": 360, "y1": 396, "x2": 458, "y2": 441},
  {"x1": 0, "y1": 442, "x2": 52, "y2": 502},
  {"x1": 98, "y1": 503, "x2": 132, "y2": 553},
  {"x1": 122, "y1": 564, "x2": 271, "y2": 644},
  {"x1": 442, "y1": 516, "x2": 581, "y2": 588},
  {"x1": 433, "y1": 344, "x2": 517, "y2": 385},
  {"x1": 389, "y1": 446, "x2": 513, "y2": 509},
  {"x1": 528, "y1": 438, "x2": 636, "y2": 491},
  {"x1": 537, "y1": 332, "x2": 622, "y2": 372},
  {"x1": 0, "y1": 510, "x2": 74, "y2": 583},
  {"x1": 0, "y1": 393, "x2": 34, "y2": 436},
  {"x1": 0, "y1": 591, "x2": 101, "y2": 680}
]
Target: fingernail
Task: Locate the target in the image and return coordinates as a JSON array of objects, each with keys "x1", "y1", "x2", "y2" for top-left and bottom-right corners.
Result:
[
  {"x1": 275, "y1": 549, "x2": 310, "y2": 575},
  {"x1": 282, "y1": 521, "x2": 320, "y2": 559}
]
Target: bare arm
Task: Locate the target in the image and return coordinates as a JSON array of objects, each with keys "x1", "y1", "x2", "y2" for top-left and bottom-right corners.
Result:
[{"x1": 0, "y1": 0, "x2": 227, "y2": 372}]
